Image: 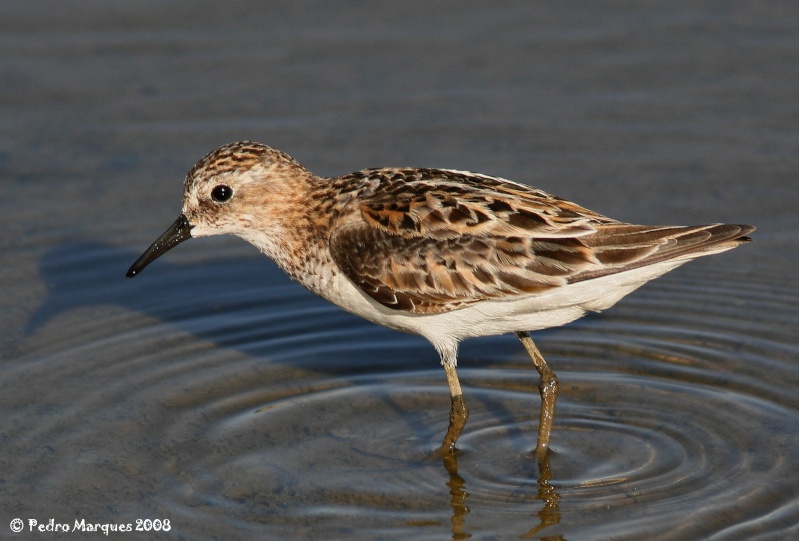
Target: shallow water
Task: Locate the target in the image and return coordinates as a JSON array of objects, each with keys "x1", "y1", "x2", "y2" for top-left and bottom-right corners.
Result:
[{"x1": 3, "y1": 2, "x2": 798, "y2": 540}]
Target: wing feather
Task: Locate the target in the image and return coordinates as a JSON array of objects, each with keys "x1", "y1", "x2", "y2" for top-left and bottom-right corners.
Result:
[{"x1": 328, "y1": 168, "x2": 754, "y2": 314}]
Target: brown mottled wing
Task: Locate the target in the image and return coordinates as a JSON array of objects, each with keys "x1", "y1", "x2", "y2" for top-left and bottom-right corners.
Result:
[
  {"x1": 328, "y1": 169, "x2": 603, "y2": 313},
  {"x1": 329, "y1": 169, "x2": 754, "y2": 314},
  {"x1": 330, "y1": 225, "x2": 579, "y2": 313}
]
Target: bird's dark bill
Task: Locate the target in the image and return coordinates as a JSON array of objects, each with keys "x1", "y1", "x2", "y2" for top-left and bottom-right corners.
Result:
[{"x1": 126, "y1": 214, "x2": 193, "y2": 278}]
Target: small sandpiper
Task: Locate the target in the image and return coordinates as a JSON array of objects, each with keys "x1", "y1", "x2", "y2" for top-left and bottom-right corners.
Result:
[{"x1": 127, "y1": 141, "x2": 754, "y2": 459}]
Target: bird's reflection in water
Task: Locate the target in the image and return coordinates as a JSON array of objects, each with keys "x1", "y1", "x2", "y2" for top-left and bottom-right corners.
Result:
[
  {"x1": 441, "y1": 453, "x2": 471, "y2": 540},
  {"x1": 441, "y1": 452, "x2": 564, "y2": 540},
  {"x1": 521, "y1": 454, "x2": 564, "y2": 540},
  {"x1": 443, "y1": 452, "x2": 472, "y2": 539}
]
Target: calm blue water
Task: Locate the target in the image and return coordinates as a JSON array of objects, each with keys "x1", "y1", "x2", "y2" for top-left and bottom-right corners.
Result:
[{"x1": 2, "y1": 2, "x2": 798, "y2": 539}]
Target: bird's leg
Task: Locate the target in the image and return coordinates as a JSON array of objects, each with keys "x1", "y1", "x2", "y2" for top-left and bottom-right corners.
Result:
[
  {"x1": 440, "y1": 360, "x2": 469, "y2": 454},
  {"x1": 516, "y1": 331, "x2": 558, "y2": 460}
]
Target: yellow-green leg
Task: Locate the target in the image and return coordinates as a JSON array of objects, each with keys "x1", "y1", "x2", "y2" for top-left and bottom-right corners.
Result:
[
  {"x1": 517, "y1": 331, "x2": 559, "y2": 459},
  {"x1": 440, "y1": 360, "x2": 469, "y2": 453}
]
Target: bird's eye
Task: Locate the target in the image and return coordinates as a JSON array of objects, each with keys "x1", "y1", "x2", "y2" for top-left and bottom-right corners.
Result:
[{"x1": 211, "y1": 185, "x2": 233, "y2": 203}]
